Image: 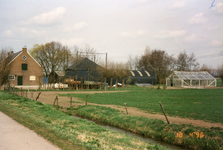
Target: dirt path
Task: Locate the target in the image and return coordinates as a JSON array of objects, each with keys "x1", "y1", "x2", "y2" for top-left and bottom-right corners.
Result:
[
  {"x1": 0, "y1": 111, "x2": 61, "y2": 150},
  {"x1": 37, "y1": 91, "x2": 223, "y2": 129}
]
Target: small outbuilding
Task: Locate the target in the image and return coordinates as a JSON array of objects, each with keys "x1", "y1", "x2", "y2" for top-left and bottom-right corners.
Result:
[
  {"x1": 166, "y1": 71, "x2": 216, "y2": 87},
  {"x1": 117, "y1": 70, "x2": 156, "y2": 85}
]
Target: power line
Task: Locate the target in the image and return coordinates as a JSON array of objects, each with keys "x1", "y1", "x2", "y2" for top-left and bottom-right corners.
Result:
[{"x1": 197, "y1": 51, "x2": 223, "y2": 59}]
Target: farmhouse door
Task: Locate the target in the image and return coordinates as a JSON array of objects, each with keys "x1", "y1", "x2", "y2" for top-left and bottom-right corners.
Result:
[{"x1": 18, "y1": 76, "x2": 23, "y2": 85}]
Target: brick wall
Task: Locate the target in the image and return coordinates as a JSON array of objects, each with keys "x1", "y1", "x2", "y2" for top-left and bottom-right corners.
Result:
[{"x1": 9, "y1": 47, "x2": 43, "y2": 86}]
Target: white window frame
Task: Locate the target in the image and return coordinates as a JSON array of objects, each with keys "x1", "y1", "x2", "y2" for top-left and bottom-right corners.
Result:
[
  {"x1": 30, "y1": 75, "x2": 36, "y2": 81},
  {"x1": 9, "y1": 75, "x2": 15, "y2": 80}
]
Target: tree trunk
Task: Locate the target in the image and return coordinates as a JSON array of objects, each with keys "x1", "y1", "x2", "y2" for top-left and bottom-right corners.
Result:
[
  {"x1": 110, "y1": 77, "x2": 113, "y2": 89},
  {"x1": 104, "y1": 77, "x2": 106, "y2": 84},
  {"x1": 115, "y1": 77, "x2": 118, "y2": 88},
  {"x1": 122, "y1": 78, "x2": 125, "y2": 88}
]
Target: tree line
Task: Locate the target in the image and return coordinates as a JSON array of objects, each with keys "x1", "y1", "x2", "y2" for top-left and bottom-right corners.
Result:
[
  {"x1": 128, "y1": 46, "x2": 223, "y2": 84},
  {"x1": 128, "y1": 46, "x2": 200, "y2": 83},
  {"x1": 0, "y1": 41, "x2": 223, "y2": 88}
]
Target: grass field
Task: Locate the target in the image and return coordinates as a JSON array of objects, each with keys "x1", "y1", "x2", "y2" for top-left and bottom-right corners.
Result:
[
  {"x1": 74, "y1": 105, "x2": 223, "y2": 150},
  {"x1": 60, "y1": 88, "x2": 223, "y2": 123},
  {"x1": 0, "y1": 91, "x2": 168, "y2": 150}
]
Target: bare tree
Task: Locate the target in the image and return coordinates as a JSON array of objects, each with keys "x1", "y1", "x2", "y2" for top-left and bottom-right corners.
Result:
[
  {"x1": 217, "y1": 64, "x2": 223, "y2": 85},
  {"x1": 200, "y1": 64, "x2": 213, "y2": 74},
  {"x1": 188, "y1": 53, "x2": 200, "y2": 71},
  {"x1": 128, "y1": 55, "x2": 139, "y2": 70},
  {"x1": 138, "y1": 48, "x2": 172, "y2": 84},
  {"x1": 176, "y1": 50, "x2": 199, "y2": 71},
  {"x1": 29, "y1": 41, "x2": 72, "y2": 78},
  {"x1": 0, "y1": 47, "x2": 13, "y2": 88},
  {"x1": 73, "y1": 44, "x2": 99, "y2": 63}
]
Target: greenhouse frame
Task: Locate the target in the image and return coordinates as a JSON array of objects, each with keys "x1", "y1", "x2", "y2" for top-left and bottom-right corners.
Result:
[{"x1": 166, "y1": 71, "x2": 216, "y2": 87}]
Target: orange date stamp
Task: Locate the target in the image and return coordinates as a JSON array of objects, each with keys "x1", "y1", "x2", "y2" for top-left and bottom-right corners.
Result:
[{"x1": 176, "y1": 132, "x2": 204, "y2": 138}]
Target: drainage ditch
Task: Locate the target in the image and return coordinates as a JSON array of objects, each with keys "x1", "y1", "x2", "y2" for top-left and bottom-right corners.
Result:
[{"x1": 73, "y1": 116, "x2": 189, "y2": 150}]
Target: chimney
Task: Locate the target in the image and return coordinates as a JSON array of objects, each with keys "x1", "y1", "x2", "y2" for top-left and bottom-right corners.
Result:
[
  {"x1": 10, "y1": 51, "x2": 14, "y2": 55},
  {"x1": 22, "y1": 45, "x2": 27, "y2": 53}
]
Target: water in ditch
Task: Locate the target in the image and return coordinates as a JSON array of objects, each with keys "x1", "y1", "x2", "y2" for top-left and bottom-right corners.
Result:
[{"x1": 73, "y1": 116, "x2": 189, "y2": 150}]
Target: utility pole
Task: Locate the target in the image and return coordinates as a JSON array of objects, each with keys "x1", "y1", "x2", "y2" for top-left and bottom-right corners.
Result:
[{"x1": 105, "y1": 52, "x2": 107, "y2": 84}]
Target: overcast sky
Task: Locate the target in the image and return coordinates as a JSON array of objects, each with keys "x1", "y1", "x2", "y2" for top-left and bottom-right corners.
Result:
[{"x1": 1, "y1": 0, "x2": 223, "y2": 68}]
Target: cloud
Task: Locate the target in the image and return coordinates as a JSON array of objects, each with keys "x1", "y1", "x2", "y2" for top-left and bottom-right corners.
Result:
[
  {"x1": 211, "y1": 2, "x2": 223, "y2": 14},
  {"x1": 120, "y1": 30, "x2": 148, "y2": 38},
  {"x1": 211, "y1": 40, "x2": 222, "y2": 46},
  {"x1": 25, "y1": 7, "x2": 66, "y2": 25},
  {"x1": 156, "y1": 30, "x2": 186, "y2": 38},
  {"x1": 203, "y1": 25, "x2": 220, "y2": 31},
  {"x1": 156, "y1": 15, "x2": 177, "y2": 22},
  {"x1": 169, "y1": 1, "x2": 186, "y2": 9},
  {"x1": 135, "y1": 0, "x2": 148, "y2": 4},
  {"x1": 61, "y1": 38, "x2": 85, "y2": 46},
  {"x1": 2, "y1": 27, "x2": 47, "y2": 39},
  {"x1": 2, "y1": 30, "x2": 13, "y2": 37},
  {"x1": 64, "y1": 22, "x2": 88, "y2": 31},
  {"x1": 19, "y1": 28, "x2": 47, "y2": 38},
  {"x1": 189, "y1": 13, "x2": 208, "y2": 25},
  {"x1": 185, "y1": 34, "x2": 197, "y2": 42}
]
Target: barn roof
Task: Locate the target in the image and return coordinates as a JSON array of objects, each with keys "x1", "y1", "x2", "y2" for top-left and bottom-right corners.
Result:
[
  {"x1": 67, "y1": 57, "x2": 104, "y2": 71},
  {"x1": 128, "y1": 70, "x2": 155, "y2": 77},
  {"x1": 169, "y1": 71, "x2": 215, "y2": 80},
  {"x1": 54, "y1": 71, "x2": 65, "y2": 76}
]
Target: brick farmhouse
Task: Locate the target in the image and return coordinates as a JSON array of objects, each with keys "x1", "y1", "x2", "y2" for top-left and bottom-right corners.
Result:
[{"x1": 7, "y1": 47, "x2": 43, "y2": 86}]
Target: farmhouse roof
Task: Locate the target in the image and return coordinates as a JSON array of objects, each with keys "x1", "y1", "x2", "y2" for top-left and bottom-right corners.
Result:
[
  {"x1": 7, "y1": 51, "x2": 22, "y2": 64},
  {"x1": 7, "y1": 47, "x2": 42, "y2": 67}
]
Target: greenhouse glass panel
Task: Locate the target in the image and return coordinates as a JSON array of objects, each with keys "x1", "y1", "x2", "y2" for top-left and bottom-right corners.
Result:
[{"x1": 166, "y1": 71, "x2": 216, "y2": 87}]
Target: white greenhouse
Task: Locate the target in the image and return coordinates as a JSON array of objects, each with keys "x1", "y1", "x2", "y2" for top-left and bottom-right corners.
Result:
[{"x1": 166, "y1": 71, "x2": 216, "y2": 87}]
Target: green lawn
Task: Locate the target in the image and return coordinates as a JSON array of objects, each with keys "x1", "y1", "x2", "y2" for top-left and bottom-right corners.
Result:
[{"x1": 60, "y1": 88, "x2": 223, "y2": 123}]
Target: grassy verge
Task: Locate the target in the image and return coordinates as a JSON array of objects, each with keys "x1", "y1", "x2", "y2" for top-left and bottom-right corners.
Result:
[
  {"x1": 73, "y1": 105, "x2": 223, "y2": 150},
  {"x1": 0, "y1": 91, "x2": 169, "y2": 150},
  {"x1": 60, "y1": 88, "x2": 223, "y2": 123}
]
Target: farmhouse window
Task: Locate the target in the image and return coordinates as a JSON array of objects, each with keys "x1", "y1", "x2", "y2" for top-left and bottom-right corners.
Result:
[
  {"x1": 22, "y1": 64, "x2": 27, "y2": 70},
  {"x1": 8, "y1": 75, "x2": 15, "y2": 80},
  {"x1": 30, "y1": 75, "x2": 36, "y2": 81}
]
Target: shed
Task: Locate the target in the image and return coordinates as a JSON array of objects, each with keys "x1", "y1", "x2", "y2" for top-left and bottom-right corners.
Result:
[
  {"x1": 166, "y1": 71, "x2": 216, "y2": 87},
  {"x1": 50, "y1": 71, "x2": 65, "y2": 83}
]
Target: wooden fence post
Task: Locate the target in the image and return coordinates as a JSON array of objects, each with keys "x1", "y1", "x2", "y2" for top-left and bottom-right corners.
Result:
[
  {"x1": 124, "y1": 103, "x2": 128, "y2": 115},
  {"x1": 26, "y1": 91, "x2": 27, "y2": 98},
  {"x1": 31, "y1": 91, "x2": 33, "y2": 100},
  {"x1": 57, "y1": 97, "x2": 59, "y2": 109},
  {"x1": 21, "y1": 87, "x2": 22, "y2": 96},
  {"x1": 53, "y1": 96, "x2": 59, "y2": 109},
  {"x1": 159, "y1": 102, "x2": 170, "y2": 124},
  {"x1": 36, "y1": 92, "x2": 41, "y2": 101},
  {"x1": 70, "y1": 97, "x2": 72, "y2": 107},
  {"x1": 85, "y1": 95, "x2": 88, "y2": 105},
  {"x1": 53, "y1": 96, "x2": 57, "y2": 105}
]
